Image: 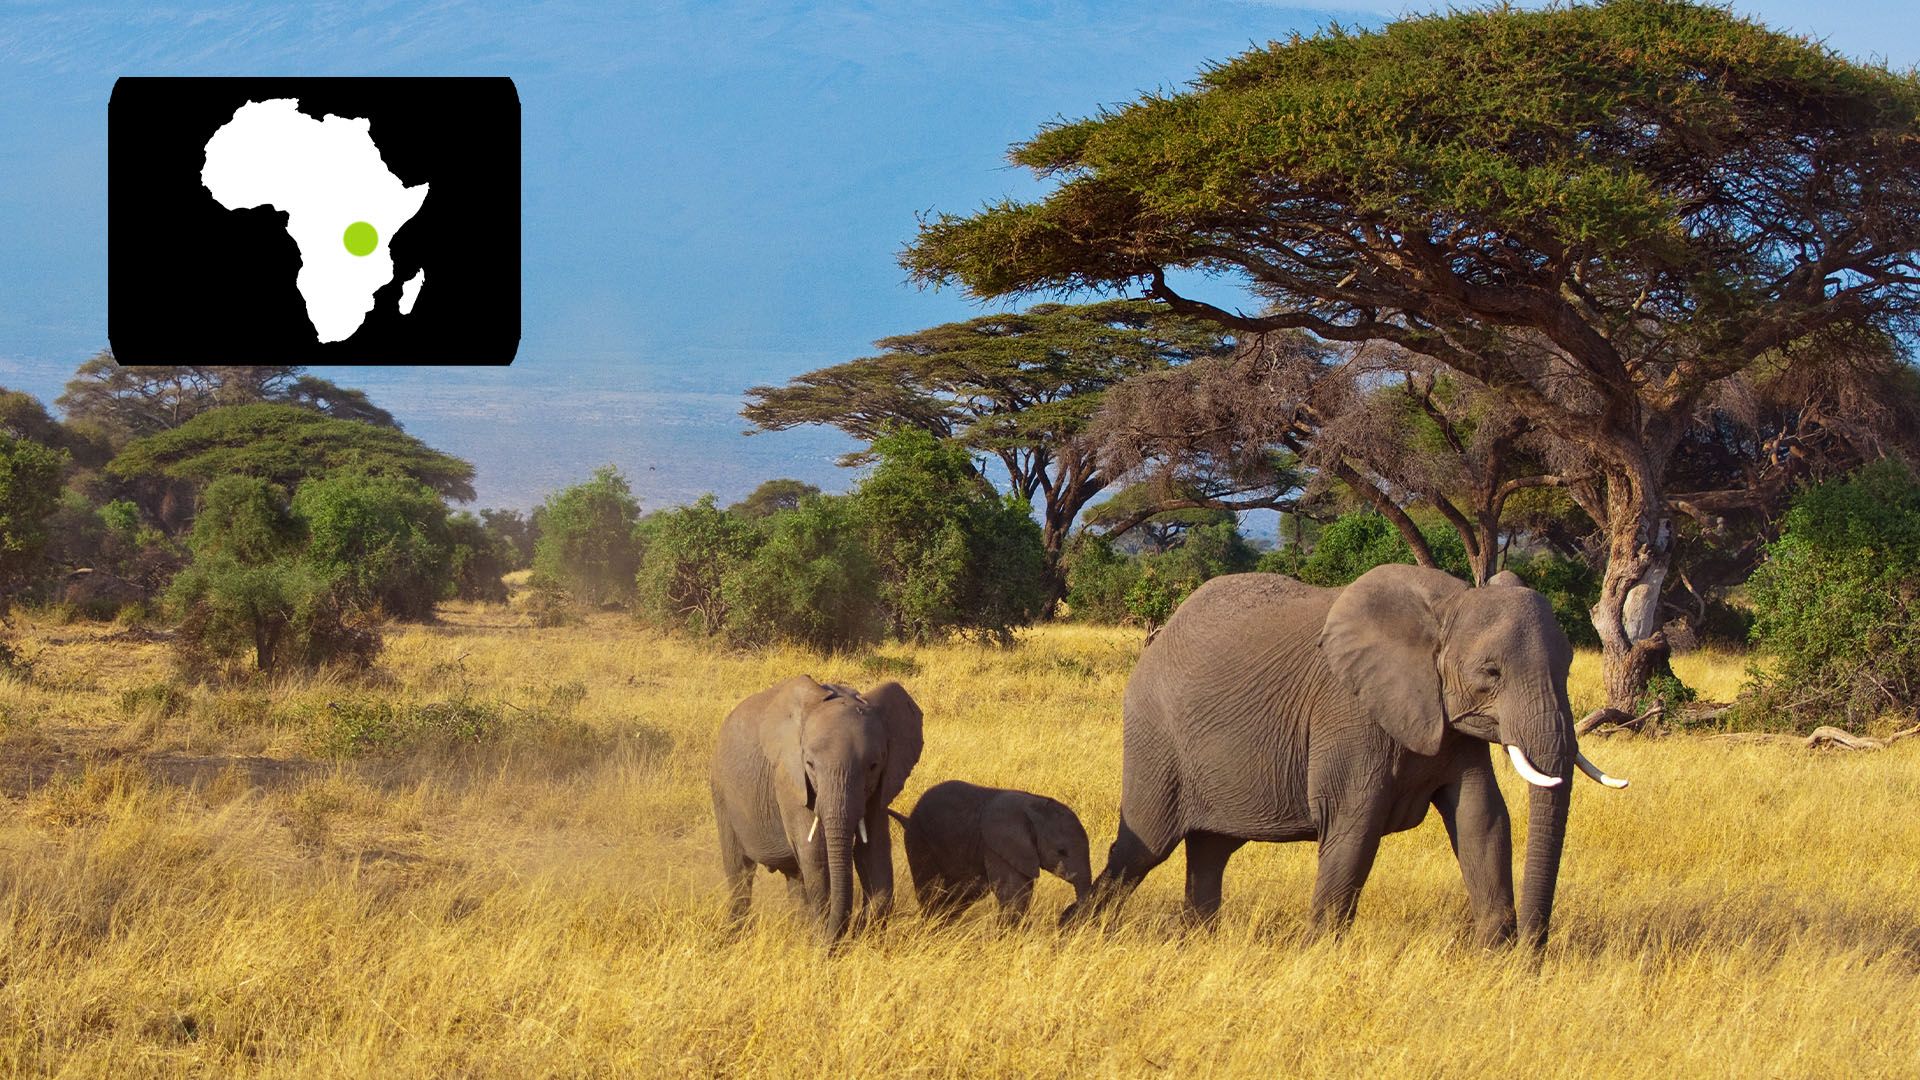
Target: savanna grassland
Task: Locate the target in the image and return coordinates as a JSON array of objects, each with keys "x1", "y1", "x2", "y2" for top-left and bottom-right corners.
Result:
[{"x1": 2, "y1": 593, "x2": 1916, "y2": 1078}]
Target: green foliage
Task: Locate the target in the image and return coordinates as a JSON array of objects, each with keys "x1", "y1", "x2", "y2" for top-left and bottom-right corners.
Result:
[
  {"x1": 302, "y1": 690, "x2": 602, "y2": 760},
  {"x1": 292, "y1": 473, "x2": 454, "y2": 621},
  {"x1": 1743, "y1": 460, "x2": 1920, "y2": 729},
  {"x1": 531, "y1": 466, "x2": 642, "y2": 607},
  {"x1": 187, "y1": 476, "x2": 299, "y2": 564},
  {"x1": 58, "y1": 355, "x2": 398, "y2": 442},
  {"x1": 744, "y1": 301, "x2": 1236, "y2": 566},
  {"x1": 0, "y1": 432, "x2": 69, "y2": 595},
  {"x1": 1125, "y1": 520, "x2": 1259, "y2": 627},
  {"x1": 107, "y1": 404, "x2": 475, "y2": 502},
  {"x1": 723, "y1": 495, "x2": 885, "y2": 651},
  {"x1": 166, "y1": 554, "x2": 374, "y2": 676},
  {"x1": 1062, "y1": 534, "x2": 1141, "y2": 623},
  {"x1": 850, "y1": 428, "x2": 1048, "y2": 644},
  {"x1": 906, "y1": 2, "x2": 1920, "y2": 302},
  {"x1": 479, "y1": 508, "x2": 537, "y2": 569},
  {"x1": 728, "y1": 479, "x2": 822, "y2": 519},
  {"x1": 447, "y1": 512, "x2": 514, "y2": 603},
  {"x1": 1065, "y1": 519, "x2": 1258, "y2": 627},
  {"x1": 634, "y1": 495, "x2": 757, "y2": 635},
  {"x1": 167, "y1": 477, "x2": 376, "y2": 675},
  {"x1": 1502, "y1": 550, "x2": 1602, "y2": 647},
  {"x1": 1280, "y1": 510, "x2": 1468, "y2": 587}
]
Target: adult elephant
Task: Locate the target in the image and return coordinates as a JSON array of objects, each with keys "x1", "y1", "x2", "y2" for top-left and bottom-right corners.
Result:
[
  {"x1": 710, "y1": 675, "x2": 923, "y2": 941},
  {"x1": 1067, "y1": 565, "x2": 1627, "y2": 948}
]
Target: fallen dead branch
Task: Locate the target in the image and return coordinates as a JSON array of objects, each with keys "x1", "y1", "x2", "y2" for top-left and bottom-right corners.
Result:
[{"x1": 1803, "y1": 726, "x2": 1886, "y2": 751}]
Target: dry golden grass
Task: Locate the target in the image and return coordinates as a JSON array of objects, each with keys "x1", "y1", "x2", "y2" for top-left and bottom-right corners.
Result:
[{"x1": 2, "y1": 604, "x2": 1916, "y2": 1077}]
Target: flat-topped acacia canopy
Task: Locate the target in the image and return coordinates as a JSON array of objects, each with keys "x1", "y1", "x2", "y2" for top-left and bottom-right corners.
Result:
[{"x1": 903, "y1": 0, "x2": 1920, "y2": 709}]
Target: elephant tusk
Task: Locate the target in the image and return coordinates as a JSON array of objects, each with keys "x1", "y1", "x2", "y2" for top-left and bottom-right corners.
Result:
[
  {"x1": 858, "y1": 819, "x2": 869, "y2": 845},
  {"x1": 807, "y1": 815, "x2": 819, "y2": 843},
  {"x1": 1505, "y1": 744, "x2": 1564, "y2": 788},
  {"x1": 1575, "y1": 750, "x2": 1629, "y2": 789}
]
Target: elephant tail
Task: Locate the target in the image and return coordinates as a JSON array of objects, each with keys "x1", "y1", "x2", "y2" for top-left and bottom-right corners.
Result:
[{"x1": 885, "y1": 808, "x2": 910, "y2": 829}]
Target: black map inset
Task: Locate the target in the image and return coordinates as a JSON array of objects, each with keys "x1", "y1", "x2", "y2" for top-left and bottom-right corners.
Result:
[{"x1": 109, "y1": 77, "x2": 520, "y2": 366}]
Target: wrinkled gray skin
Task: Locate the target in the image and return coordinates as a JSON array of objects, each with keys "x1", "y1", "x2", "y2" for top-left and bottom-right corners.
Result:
[
  {"x1": 889, "y1": 780, "x2": 1093, "y2": 925},
  {"x1": 1067, "y1": 564, "x2": 1590, "y2": 948},
  {"x1": 710, "y1": 675, "x2": 923, "y2": 941}
]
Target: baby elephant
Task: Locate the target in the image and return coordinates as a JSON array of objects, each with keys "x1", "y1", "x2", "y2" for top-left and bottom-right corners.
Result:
[{"x1": 890, "y1": 780, "x2": 1092, "y2": 924}]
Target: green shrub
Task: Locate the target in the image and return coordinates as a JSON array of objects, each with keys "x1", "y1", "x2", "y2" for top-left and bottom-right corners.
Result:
[
  {"x1": 634, "y1": 495, "x2": 757, "y2": 635},
  {"x1": 304, "y1": 690, "x2": 603, "y2": 760},
  {"x1": 1062, "y1": 534, "x2": 1141, "y2": 622},
  {"x1": 722, "y1": 495, "x2": 884, "y2": 651},
  {"x1": 1743, "y1": 460, "x2": 1920, "y2": 730},
  {"x1": 851, "y1": 429, "x2": 1048, "y2": 644},
  {"x1": 167, "y1": 478, "x2": 378, "y2": 675},
  {"x1": 293, "y1": 473, "x2": 454, "y2": 620},
  {"x1": 0, "y1": 432, "x2": 67, "y2": 602},
  {"x1": 532, "y1": 466, "x2": 642, "y2": 606},
  {"x1": 1289, "y1": 510, "x2": 1469, "y2": 587},
  {"x1": 446, "y1": 511, "x2": 515, "y2": 603}
]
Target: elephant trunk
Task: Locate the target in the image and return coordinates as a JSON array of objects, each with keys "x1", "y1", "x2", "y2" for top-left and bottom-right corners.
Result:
[
  {"x1": 818, "y1": 770, "x2": 860, "y2": 941},
  {"x1": 1505, "y1": 685, "x2": 1576, "y2": 949},
  {"x1": 1496, "y1": 682, "x2": 1576, "y2": 949},
  {"x1": 1517, "y1": 779, "x2": 1571, "y2": 949}
]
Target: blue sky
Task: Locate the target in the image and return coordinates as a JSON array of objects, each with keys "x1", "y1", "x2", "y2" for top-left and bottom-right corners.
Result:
[{"x1": 1, "y1": 1, "x2": 1915, "y2": 513}]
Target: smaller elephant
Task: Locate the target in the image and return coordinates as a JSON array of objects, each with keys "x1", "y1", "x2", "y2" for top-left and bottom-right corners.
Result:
[
  {"x1": 890, "y1": 780, "x2": 1092, "y2": 924},
  {"x1": 709, "y1": 675, "x2": 923, "y2": 941}
]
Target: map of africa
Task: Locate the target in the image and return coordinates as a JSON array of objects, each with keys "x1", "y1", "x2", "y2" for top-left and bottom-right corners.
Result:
[{"x1": 201, "y1": 99, "x2": 429, "y2": 343}]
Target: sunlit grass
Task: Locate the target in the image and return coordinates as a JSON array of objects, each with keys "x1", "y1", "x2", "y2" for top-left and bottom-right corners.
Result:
[{"x1": 1, "y1": 606, "x2": 1914, "y2": 1077}]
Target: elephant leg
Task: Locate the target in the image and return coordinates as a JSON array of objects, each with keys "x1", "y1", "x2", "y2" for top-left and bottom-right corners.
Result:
[
  {"x1": 1182, "y1": 831, "x2": 1247, "y2": 924},
  {"x1": 919, "y1": 877, "x2": 974, "y2": 925},
  {"x1": 989, "y1": 869, "x2": 1036, "y2": 925},
  {"x1": 1308, "y1": 798, "x2": 1388, "y2": 935},
  {"x1": 713, "y1": 797, "x2": 755, "y2": 927},
  {"x1": 1433, "y1": 758, "x2": 1517, "y2": 948},
  {"x1": 780, "y1": 869, "x2": 808, "y2": 909},
  {"x1": 853, "y1": 806, "x2": 896, "y2": 929}
]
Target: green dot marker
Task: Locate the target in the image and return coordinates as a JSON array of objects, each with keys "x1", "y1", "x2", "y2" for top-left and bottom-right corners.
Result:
[{"x1": 343, "y1": 221, "x2": 378, "y2": 256}]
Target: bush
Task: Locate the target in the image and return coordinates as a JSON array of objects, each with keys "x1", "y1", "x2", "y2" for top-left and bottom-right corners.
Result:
[
  {"x1": 0, "y1": 432, "x2": 67, "y2": 602},
  {"x1": 447, "y1": 511, "x2": 514, "y2": 603},
  {"x1": 293, "y1": 473, "x2": 454, "y2": 620},
  {"x1": 168, "y1": 556, "x2": 378, "y2": 676},
  {"x1": 166, "y1": 477, "x2": 378, "y2": 676},
  {"x1": 519, "y1": 573, "x2": 576, "y2": 628},
  {"x1": 851, "y1": 429, "x2": 1049, "y2": 644},
  {"x1": 1126, "y1": 520, "x2": 1259, "y2": 626},
  {"x1": 532, "y1": 466, "x2": 642, "y2": 606},
  {"x1": 634, "y1": 495, "x2": 757, "y2": 635},
  {"x1": 1743, "y1": 460, "x2": 1920, "y2": 730},
  {"x1": 1062, "y1": 534, "x2": 1141, "y2": 622},
  {"x1": 722, "y1": 495, "x2": 884, "y2": 651},
  {"x1": 1286, "y1": 510, "x2": 1469, "y2": 587}
]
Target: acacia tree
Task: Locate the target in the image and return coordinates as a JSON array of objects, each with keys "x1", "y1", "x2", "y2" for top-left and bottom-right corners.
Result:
[
  {"x1": 58, "y1": 353, "x2": 398, "y2": 441},
  {"x1": 742, "y1": 300, "x2": 1235, "y2": 589},
  {"x1": 904, "y1": 1, "x2": 1920, "y2": 709}
]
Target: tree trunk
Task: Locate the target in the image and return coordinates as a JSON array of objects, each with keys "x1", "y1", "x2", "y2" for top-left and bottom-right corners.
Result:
[{"x1": 1590, "y1": 461, "x2": 1675, "y2": 711}]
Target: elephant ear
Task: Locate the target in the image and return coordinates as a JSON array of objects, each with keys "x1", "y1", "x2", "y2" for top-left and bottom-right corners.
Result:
[
  {"x1": 1321, "y1": 563, "x2": 1466, "y2": 757},
  {"x1": 1486, "y1": 569, "x2": 1526, "y2": 589},
  {"x1": 865, "y1": 681, "x2": 923, "y2": 807},
  {"x1": 759, "y1": 675, "x2": 829, "y2": 810},
  {"x1": 985, "y1": 798, "x2": 1041, "y2": 876}
]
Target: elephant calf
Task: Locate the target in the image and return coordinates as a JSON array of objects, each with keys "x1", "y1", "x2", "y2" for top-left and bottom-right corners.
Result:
[{"x1": 890, "y1": 780, "x2": 1092, "y2": 924}]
